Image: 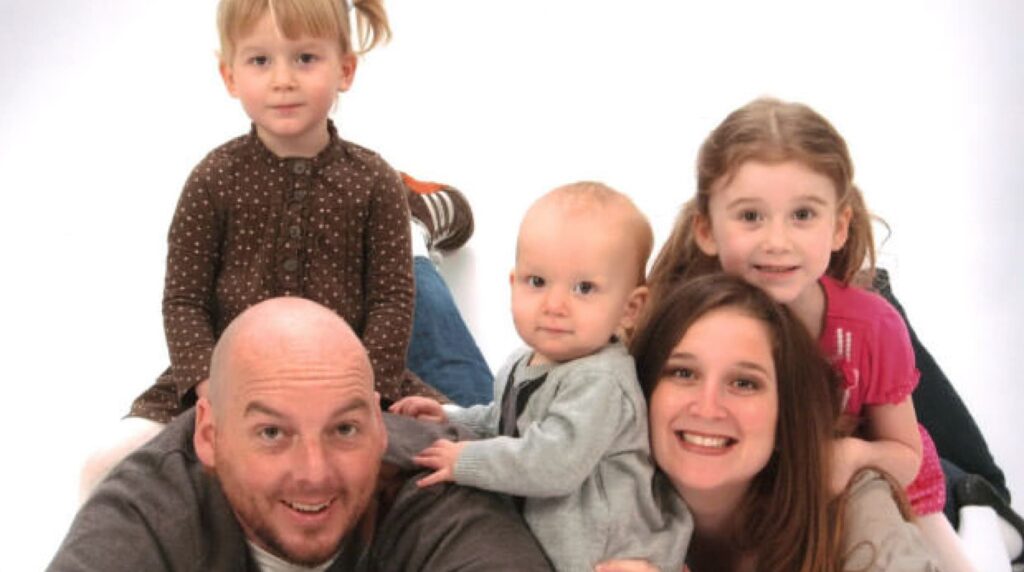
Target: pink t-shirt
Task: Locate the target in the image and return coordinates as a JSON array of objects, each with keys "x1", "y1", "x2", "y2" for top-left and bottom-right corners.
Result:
[{"x1": 819, "y1": 276, "x2": 945, "y2": 515}]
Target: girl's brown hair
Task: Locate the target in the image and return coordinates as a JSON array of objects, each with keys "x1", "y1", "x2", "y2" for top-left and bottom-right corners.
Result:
[
  {"x1": 217, "y1": 0, "x2": 391, "y2": 63},
  {"x1": 647, "y1": 97, "x2": 877, "y2": 304},
  {"x1": 630, "y1": 273, "x2": 844, "y2": 571}
]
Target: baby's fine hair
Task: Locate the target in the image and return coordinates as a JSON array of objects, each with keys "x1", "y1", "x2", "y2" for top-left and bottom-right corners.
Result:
[
  {"x1": 217, "y1": 0, "x2": 391, "y2": 63},
  {"x1": 648, "y1": 97, "x2": 876, "y2": 299},
  {"x1": 531, "y1": 181, "x2": 654, "y2": 287}
]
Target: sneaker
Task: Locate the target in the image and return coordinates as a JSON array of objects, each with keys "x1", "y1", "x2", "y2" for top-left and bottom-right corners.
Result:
[{"x1": 401, "y1": 172, "x2": 474, "y2": 253}]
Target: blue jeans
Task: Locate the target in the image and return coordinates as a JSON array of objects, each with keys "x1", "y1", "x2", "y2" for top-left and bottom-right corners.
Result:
[{"x1": 407, "y1": 257, "x2": 493, "y2": 406}]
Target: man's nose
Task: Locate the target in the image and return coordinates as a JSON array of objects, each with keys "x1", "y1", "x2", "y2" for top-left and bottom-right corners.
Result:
[{"x1": 292, "y1": 438, "x2": 329, "y2": 483}]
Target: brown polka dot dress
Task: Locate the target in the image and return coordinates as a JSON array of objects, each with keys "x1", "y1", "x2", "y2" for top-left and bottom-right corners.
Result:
[{"x1": 130, "y1": 122, "x2": 443, "y2": 423}]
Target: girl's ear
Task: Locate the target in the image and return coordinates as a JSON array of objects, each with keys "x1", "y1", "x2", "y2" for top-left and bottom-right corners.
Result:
[
  {"x1": 219, "y1": 60, "x2": 239, "y2": 98},
  {"x1": 693, "y1": 213, "x2": 718, "y2": 256},
  {"x1": 338, "y1": 53, "x2": 358, "y2": 93},
  {"x1": 619, "y1": 285, "x2": 650, "y2": 331},
  {"x1": 832, "y1": 205, "x2": 853, "y2": 251}
]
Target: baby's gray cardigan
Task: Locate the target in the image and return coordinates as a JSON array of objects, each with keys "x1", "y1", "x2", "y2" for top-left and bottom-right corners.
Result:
[{"x1": 447, "y1": 341, "x2": 692, "y2": 572}]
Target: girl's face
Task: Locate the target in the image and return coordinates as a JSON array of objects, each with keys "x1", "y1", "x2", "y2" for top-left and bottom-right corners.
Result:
[
  {"x1": 694, "y1": 160, "x2": 852, "y2": 311},
  {"x1": 649, "y1": 307, "x2": 778, "y2": 504}
]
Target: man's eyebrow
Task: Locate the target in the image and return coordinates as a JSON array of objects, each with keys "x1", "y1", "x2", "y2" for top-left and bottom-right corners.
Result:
[
  {"x1": 243, "y1": 401, "x2": 285, "y2": 419},
  {"x1": 328, "y1": 398, "x2": 372, "y2": 419}
]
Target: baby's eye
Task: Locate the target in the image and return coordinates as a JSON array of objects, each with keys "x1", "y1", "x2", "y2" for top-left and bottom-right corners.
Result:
[
  {"x1": 248, "y1": 55, "x2": 269, "y2": 66},
  {"x1": 739, "y1": 210, "x2": 762, "y2": 223},
  {"x1": 297, "y1": 53, "x2": 318, "y2": 64},
  {"x1": 526, "y1": 275, "x2": 545, "y2": 288},
  {"x1": 572, "y1": 281, "x2": 596, "y2": 295},
  {"x1": 792, "y1": 208, "x2": 816, "y2": 222}
]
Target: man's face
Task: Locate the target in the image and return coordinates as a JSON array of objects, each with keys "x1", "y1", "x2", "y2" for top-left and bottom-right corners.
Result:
[{"x1": 195, "y1": 338, "x2": 385, "y2": 566}]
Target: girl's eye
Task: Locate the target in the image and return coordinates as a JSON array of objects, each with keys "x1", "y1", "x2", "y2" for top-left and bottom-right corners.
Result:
[
  {"x1": 739, "y1": 210, "x2": 762, "y2": 223},
  {"x1": 526, "y1": 275, "x2": 545, "y2": 288},
  {"x1": 793, "y1": 208, "x2": 815, "y2": 222},
  {"x1": 297, "y1": 53, "x2": 318, "y2": 64},
  {"x1": 572, "y1": 281, "x2": 596, "y2": 295}
]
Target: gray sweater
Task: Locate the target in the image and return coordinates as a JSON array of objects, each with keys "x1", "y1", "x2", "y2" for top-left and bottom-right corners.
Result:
[{"x1": 447, "y1": 342, "x2": 692, "y2": 571}]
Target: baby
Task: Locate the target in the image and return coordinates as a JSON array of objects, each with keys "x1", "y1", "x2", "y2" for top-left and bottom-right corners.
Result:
[{"x1": 391, "y1": 182, "x2": 691, "y2": 571}]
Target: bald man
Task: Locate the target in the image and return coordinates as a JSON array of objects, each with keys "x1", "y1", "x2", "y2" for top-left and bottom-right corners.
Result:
[{"x1": 49, "y1": 298, "x2": 551, "y2": 571}]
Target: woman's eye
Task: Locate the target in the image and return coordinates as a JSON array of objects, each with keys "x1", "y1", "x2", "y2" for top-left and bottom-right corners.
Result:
[
  {"x1": 731, "y1": 377, "x2": 760, "y2": 392},
  {"x1": 666, "y1": 367, "x2": 695, "y2": 380},
  {"x1": 526, "y1": 275, "x2": 545, "y2": 288},
  {"x1": 572, "y1": 281, "x2": 596, "y2": 295}
]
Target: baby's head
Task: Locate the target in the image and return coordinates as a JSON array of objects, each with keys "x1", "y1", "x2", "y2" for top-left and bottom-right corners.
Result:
[
  {"x1": 511, "y1": 182, "x2": 653, "y2": 365},
  {"x1": 217, "y1": 0, "x2": 390, "y2": 65}
]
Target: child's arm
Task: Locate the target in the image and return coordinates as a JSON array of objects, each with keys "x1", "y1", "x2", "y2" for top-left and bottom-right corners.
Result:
[
  {"x1": 831, "y1": 397, "x2": 923, "y2": 494},
  {"x1": 389, "y1": 396, "x2": 448, "y2": 423},
  {"x1": 434, "y1": 368, "x2": 632, "y2": 498},
  {"x1": 361, "y1": 168, "x2": 422, "y2": 403},
  {"x1": 162, "y1": 168, "x2": 223, "y2": 401}
]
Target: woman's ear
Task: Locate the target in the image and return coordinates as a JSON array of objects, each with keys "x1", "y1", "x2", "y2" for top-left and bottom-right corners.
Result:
[
  {"x1": 832, "y1": 205, "x2": 853, "y2": 251},
  {"x1": 693, "y1": 214, "x2": 718, "y2": 256},
  {"x1": 619, "y1": 285, "x2": 650, "y2": 331}
]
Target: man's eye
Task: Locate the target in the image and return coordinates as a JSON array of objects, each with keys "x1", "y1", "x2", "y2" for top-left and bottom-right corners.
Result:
[
  {"x1": 527, "y1": 275, "x2": 545, "y2": 288},
  {"x1": 572, "y1": 281, "x2": 596, "y2": 295},
  {"x1": 258, "y1": 426, "x2": 283, "y2": 441},
  {"x1": 297, "y1": 53, "x2": 318, "y2": 64},
  {"x1": 335, "y1": 423, "x2": 358, "y2": 438}
]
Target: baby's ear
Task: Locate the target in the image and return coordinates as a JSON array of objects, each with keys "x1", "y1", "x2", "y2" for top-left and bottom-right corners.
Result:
[
  {"x1": 219, "y1": 59, "x2": 239, "y2": 98},
  {"x1": 619, "y1": 285, "x2": 649, "y2": 331}
]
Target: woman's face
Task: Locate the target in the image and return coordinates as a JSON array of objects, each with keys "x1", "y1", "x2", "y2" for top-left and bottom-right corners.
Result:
[{"x1": 648, "y1": 307, "x2": 779, "y2": 503}]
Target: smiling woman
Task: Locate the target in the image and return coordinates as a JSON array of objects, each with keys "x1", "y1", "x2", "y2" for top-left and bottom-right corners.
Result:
[{"x1": 629, "y1": 274, "x2": 939, "y2": 572}]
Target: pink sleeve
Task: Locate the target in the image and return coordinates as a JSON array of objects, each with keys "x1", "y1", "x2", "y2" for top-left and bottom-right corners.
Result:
[{"x1": 863, "y1": 299, "x2": 920, "y2": 405}]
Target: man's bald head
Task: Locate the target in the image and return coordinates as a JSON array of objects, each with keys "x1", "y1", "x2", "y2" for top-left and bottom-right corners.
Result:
[
  {"x1": 194, "y1": 297, "x2": 386, "y2": 566},
  {"x1": 206, "y1": 297, "x2": 373, "y2": 412}
]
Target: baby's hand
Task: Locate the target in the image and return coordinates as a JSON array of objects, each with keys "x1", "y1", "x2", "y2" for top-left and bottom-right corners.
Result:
[
  {"x1": 413, "y1": 439, "x2": 466, "y2": 488},
  {"x1": 595, "y1": 559, "x2": 660, "y2": 572},
  {"x1": 831, "y1": 436, "x2": 868, "y2": 495},
  {"x1": 388, "y1": 396, "x2": 447, "y2": 423}
]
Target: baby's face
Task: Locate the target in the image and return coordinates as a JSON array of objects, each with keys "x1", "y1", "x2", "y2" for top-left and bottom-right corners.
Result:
[{"x1": 510, "y1": 205, "x2": 641, "y2": 365}]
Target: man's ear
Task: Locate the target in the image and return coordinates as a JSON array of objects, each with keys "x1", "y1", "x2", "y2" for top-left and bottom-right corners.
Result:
[
  {"x1": 832, "y1": 205, "x2": 853, "y2": 251},
  {"x1": 373, "y1": 392, "x2": 388, "y2": 455},
  {"x1": 619, "y1": 285, "x2": 649, "y2": 331},
  {"x1": 693, "y1": 213, "x2": 718, "y2": 256},
  {"x1": 338, "y1": 53, "x2": 358, "y2": 93},
  {"x1": 219, "y1": 59, "x2": 239, "y2": 98},
  {"x1": 194, "y1": 398, "x2": 217, "y2": 469}
]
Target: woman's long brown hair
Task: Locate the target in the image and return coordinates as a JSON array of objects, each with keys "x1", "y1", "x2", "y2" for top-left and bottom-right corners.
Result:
[{"x1": 631, "y1": 274, "x2": 845, "y2": 571}]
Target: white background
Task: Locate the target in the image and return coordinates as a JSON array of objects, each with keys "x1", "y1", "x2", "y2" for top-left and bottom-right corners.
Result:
[{"x1": 2, "y1": 1, "x2": 1021, "y2": 568}]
